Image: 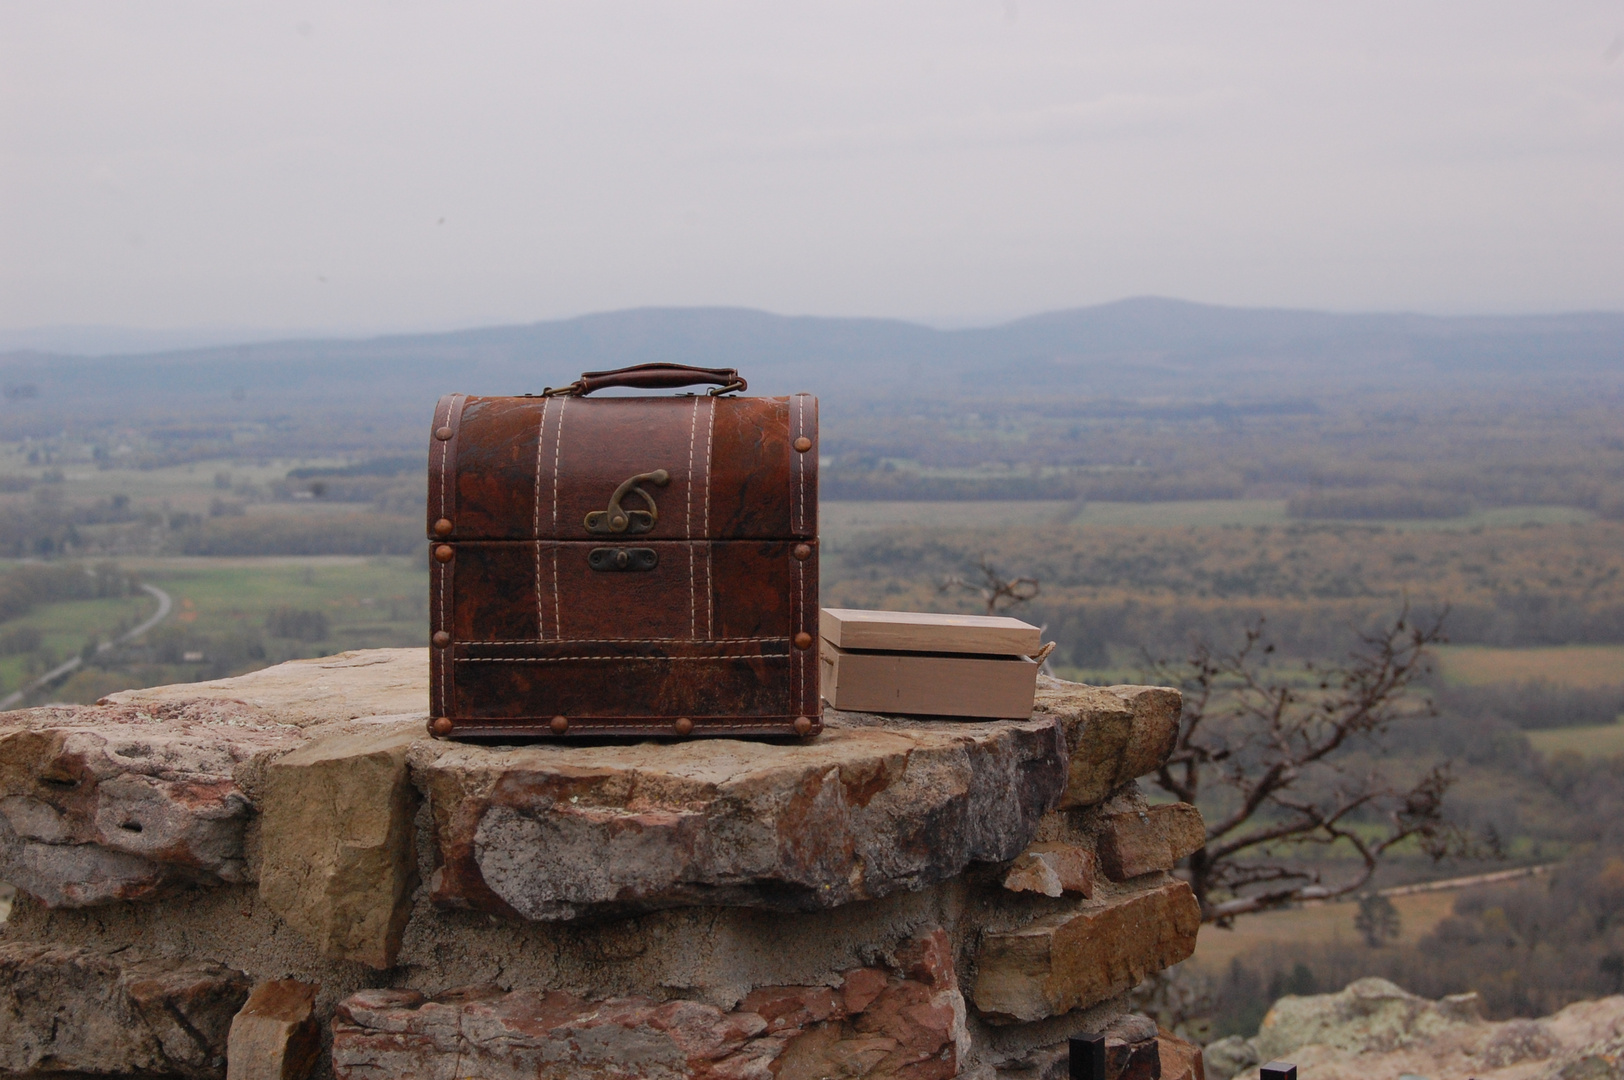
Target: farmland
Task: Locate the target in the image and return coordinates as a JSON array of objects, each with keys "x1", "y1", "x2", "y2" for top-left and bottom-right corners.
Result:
[
  {"x1": 1188, "y1": 890, "x2": 1460, "y2": 974},
  {"x1": 823, "y1": 499, "x2": 1595, "y2": 539},
  {"x1": 1436, "y1": 645, "x2": 1624, "y2": 689},
  {"x1": 1527, "y1": 724, "x2": 1624, "y2": 758},
  {"x1": 0, "y1": 556, "x2": 425, "y2": 706},
  {"x1": 3, "y1": 302, "x2": 1622, "y2": 1032}
]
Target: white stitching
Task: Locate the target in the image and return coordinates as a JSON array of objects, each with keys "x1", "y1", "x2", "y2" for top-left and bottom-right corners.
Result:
[
  {"x1": 798, "y1": 545, "x2": 804, "y2": 710},
  {"x1": 437, "y1": 395, "x2": 452, "y2": 522},
  {"x1": 533, "y1": 396, "x2": 548, "y2": 639},
  {"x1": 452, "y1": 720, "x2": 805, "y2": 730},
  {"x1": 686, "y1": 395, "x2": 699, "y2": 639},
  {"x1": 463, "y1": 637, "x2": 784, "y2": 644},
  {"x1": 552, "y1": 396, "x2": 566, "y2": 637},
  {"x1": 795, "y1": 394, "x2": 804, "y2": 709},
  {"x1": 704, "y1": 395, "x2": 716, "y2": 640},
  {"x1": 437, "y1": 565, "x2": 447, "y2": 714},
  {"x1": 459, "y1": 655, "x2": 784, "y2": 663},
  {"x1": 796, "y1": 394, "x2": 804, "y2": 533}
]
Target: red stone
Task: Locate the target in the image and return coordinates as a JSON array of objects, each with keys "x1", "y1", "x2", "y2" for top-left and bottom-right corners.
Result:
[
  {"x1": 0, "y1": 708, "x2": 302, "y2": 908},
  {"x1": 331, "y1": 929, "x2": 967, "y2": 1079}
]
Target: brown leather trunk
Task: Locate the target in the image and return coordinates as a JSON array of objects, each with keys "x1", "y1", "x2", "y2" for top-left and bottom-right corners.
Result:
[{"x1": 425, "y1": 364, "x2": 820, "y2": 739}]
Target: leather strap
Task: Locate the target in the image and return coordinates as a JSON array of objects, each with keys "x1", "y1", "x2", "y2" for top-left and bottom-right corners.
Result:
[{"x1": 547, "y1": 363, "x2": 746, "y2": 397}]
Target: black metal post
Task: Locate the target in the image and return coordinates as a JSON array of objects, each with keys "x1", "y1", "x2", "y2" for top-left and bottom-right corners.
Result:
[
  {"x1": 1068, "y1": 1033, "x2": 1106, "y2": 1080},
  {"x1": 1260, "y1": 1062, "x2": 1298, "y2": 1080}
]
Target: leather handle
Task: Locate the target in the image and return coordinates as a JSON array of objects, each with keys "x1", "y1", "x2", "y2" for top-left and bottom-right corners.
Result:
[{"x1": 545, "y1": 363, "x2": 747, "y2": 397}]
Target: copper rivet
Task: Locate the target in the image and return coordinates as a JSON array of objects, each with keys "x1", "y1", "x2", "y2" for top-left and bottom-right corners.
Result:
[
  {"x1": 434, "y1": 518, "x2": 453, "y2": 536},
  {"x1": 674, "y1": 716, "x2": 694, "y2": 736},
  {"x1": 431, "y1": 716, "x2": 454, "y2": 736},
  {"x1": 794, "y1": 631, "x2": 813, "y2": 650},
  {"x1": 432, "y1": 630, "x2": 451, "y2": 648},
  {"x1": 435, "y1": 426, "x2": 454, "y2": 440},
  {"x1": 550, "y1": 715, "x2": 569, "y2": 734},
  {"x1": 793, "y1": 436, "x2": 812, "y2": 453},
  {"x1": 433, "y1": 544, "x2": 454, "y2": 563},
  {"x1": 793, "y1": 543, "x2": 811, "y2": 560},
  {"x1": 794, "y1": 716, "x2": 813, "y2": 736}
]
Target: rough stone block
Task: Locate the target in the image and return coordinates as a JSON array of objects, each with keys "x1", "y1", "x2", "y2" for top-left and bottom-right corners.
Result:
[
  {"x1": 227, "y1": 979, "x2": 320, "y2": 1080},
  {"x1": 258, "y1": 723, "x2": 421, "y2": 969},
  {"x1": 1111, "y1": 687, "x2": 1182, "y2": 790},
  {"x1": 421, "y1": 711, "x2": 1069, "y2": 920},
  {"x1": 1037, "y1": 682, "x2": 1182, "y2": 808},
  {"x1": 971, "y1": 880, "x2": 1201, "y2": 1023},
  {"x1": 0, "y1": 942, "x2": 250, "y2": 1078},
  {"x1": 0, "y1": 707, "x2": 302, "y2": 908},
  {"x1": 332, "y1": 928, "x2": 967, "y2": 1079},
  {"x1": 1002, "y1": 842, "x2": 1096, "y2": 897},
  {"x1": 1157, "y1": 1030, "x2": 1206, "y2": 1080},
  {"x1": 1096, "y1": 803, "x2": 1206, "y2": 882},
  {"x1": 103, "y1": 648, "x2": 430, "y2": 728},
  {"x1": 1250, "y1": 976, "x2": 1483, "y2": 1062}
]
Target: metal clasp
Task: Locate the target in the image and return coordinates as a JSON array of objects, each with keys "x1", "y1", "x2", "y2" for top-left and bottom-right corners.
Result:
[
  {"x1": 583, "y1": 470, "x2": 670, "y2": 534},
  {"x1": 588, "y1": 547, "x2": 659, "y2": 572}
]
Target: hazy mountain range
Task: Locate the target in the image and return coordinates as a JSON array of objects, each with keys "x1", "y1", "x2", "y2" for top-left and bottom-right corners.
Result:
[{"x1": 2, "y1": 298, "x2": 1620, "y2": 436}]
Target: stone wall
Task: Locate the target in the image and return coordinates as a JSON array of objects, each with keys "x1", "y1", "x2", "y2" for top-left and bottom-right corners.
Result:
[
  {"x1": 0, "y1": 649, "x2": 1205, "y2": 1079},
  {"x1": 1205, "y1": 977, "x2": 1624, "y2": 1080}
]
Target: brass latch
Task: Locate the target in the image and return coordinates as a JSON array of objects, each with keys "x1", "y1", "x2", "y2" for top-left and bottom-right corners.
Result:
[
  {"x1": 584, "y1": 470, "x2": 669, "y2": 535},
  {"x1": 588, "y1": 547, "x2": 659, "y2": 572}
]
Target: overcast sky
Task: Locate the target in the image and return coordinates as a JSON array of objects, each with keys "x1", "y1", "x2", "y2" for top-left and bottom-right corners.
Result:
[{"x1": 3, "y1": 2, "x2": 1622, "y2": 337}]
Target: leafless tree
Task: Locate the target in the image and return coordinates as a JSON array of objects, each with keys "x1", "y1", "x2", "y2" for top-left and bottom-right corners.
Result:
[
  {"x1": 939, "y1": 555, "x2": 1040, "y2": 617},
  {"x1": 1145, "y1": 608, "x2": 1486, "y2": 924}
]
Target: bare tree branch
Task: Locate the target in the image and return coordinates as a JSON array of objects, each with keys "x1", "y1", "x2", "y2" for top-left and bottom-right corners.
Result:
[
  {"x1": 1143, "y1": 605, "x2": 1490, "y2": 923},
  {"x1": 939, "y1": 555, "x2": 1039, "y2": 617}
]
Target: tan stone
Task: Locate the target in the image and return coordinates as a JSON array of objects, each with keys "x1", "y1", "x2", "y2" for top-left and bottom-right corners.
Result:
[
  {"x1": 1002, "y1": 842, "x2": 1096, "y2": 897},
  {"x1": 258, "y1": 724, "x2": 421, "y2": 969},
  {"x1": 103, "y1": 648, "x2": 429, "y2": 728},
  {"x1": 1037, "y1": 681, "x2": 1182, "y2": 808},
  {"x1": 971, "y1": 879, "x2": 1201, "y2": 1023},
  {"x1": 1206, "y1": 989, "x2": 1624, "y2": 1080},
  {"x1": 227, "y1": 979, "x2": 320, "y2": 1080},
  {"x1": 1112, "y1": 686, "x2": 1183, "y2": 786},
  {"x1": 1097, "y1": 803, "x2": 1206, "y2": 881},
  {"x1": 421, "y1": 710, "x2": 1070, "y2": 920}
]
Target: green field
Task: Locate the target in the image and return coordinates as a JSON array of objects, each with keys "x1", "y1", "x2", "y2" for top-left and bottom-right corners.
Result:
[
  {"x1": 0, "y1": 451, "x2": 355, "y2": 517},
  {"x1": 821, "y1": 499, "x2": 1595, "y2": 545},
  {"x1": 1066, "y1": 500, "x2": 1288, "y2": 528},
  {"x1": 1189, "y1": 890, "x2": 1460, "y2": 973},
  {"x1": 1, "y1": 556, "x2": 428, "y2": 706},
  {"x1": 1436, "y1": 645, "x2": 1624, "y2": 689},
  {"x1": 822, "y1": 500, "x2": 1074, "y2": 540},
  {"x1": 1527, "y1": 723, "x2": 1624, "y2": 758},
  {"x1": 0, "y1": 592, "x2": 157, "y2": 695}
]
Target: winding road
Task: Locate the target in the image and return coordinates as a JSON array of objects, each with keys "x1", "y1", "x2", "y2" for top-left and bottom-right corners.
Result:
[{"x1": 0, "y1": 582, "x2": 174, "y2": 711}]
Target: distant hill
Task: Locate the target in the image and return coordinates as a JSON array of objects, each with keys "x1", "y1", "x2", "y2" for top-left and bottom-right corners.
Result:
[{"x1": 3, "y1": 299, "x2": 1620, "y2": 438}]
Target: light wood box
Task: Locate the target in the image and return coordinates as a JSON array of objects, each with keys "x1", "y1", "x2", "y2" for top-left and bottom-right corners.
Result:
[
  {"x1": 820, "y1": 608, "x2": 1042, "y2": 657},
  {"x1": 818, "y1": 608, "x2": 1044, "y2": 719}
]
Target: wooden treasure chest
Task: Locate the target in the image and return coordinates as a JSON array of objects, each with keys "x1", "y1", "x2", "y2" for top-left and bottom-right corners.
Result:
[{"x1": 426, "y1": 363, "x2": 820, "y2": 739}]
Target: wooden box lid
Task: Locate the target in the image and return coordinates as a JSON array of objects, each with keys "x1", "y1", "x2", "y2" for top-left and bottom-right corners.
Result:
[{"x1": 819, "y1": 608, "x2": 1042, "y2": 657}]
